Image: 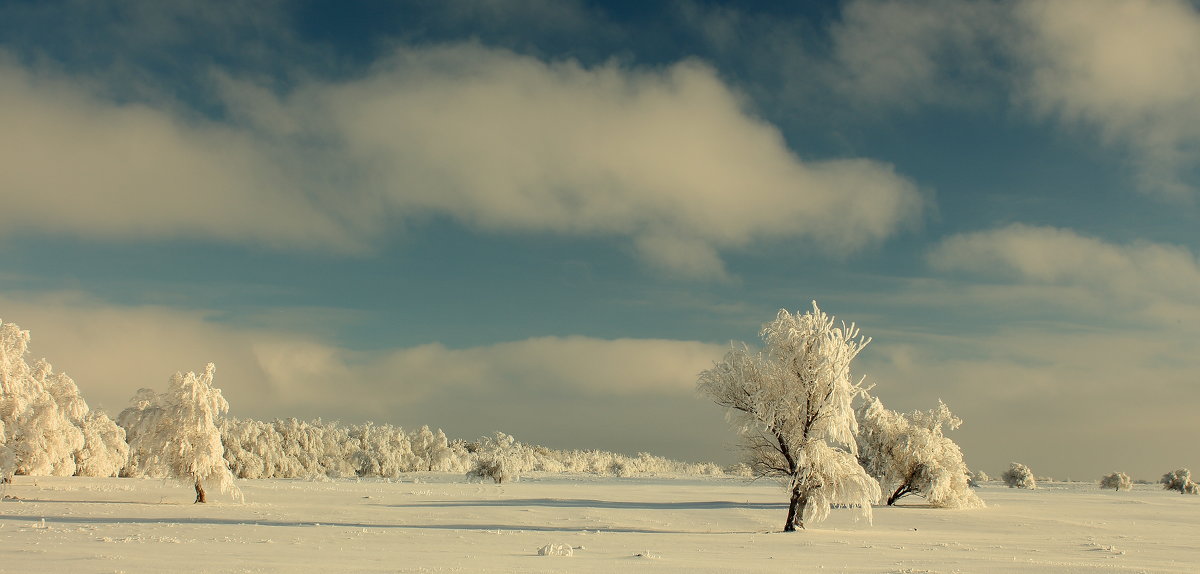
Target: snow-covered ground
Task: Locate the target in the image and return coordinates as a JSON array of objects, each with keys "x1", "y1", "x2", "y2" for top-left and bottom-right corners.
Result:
[{"x1": 1, "y1": 474, "x2": 1195, "y2": 573}]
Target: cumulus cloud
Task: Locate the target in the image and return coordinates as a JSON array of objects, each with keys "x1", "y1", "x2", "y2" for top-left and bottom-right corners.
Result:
[
  {"x1": 0, "y1": 55, "x2": 358, "y2": 251},
  {"x1": 928, "y1": 224, "x2": 1200, "y2": 321},
  {"x1": 826, "y1": 0, "x2": 1200, "y2": 200},
  {"x1": 294, "y1": 46, "x2": 924, "y2": 277},
  {"x1": 0, "y1": 44, "x2": 923, "y2": 278},
  {"x1": 1014, "y1": 0, "x2": 1200, "y2": 198}
]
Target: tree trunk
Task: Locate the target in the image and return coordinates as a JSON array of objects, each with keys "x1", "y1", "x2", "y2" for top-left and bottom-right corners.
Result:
[
  {"x1": 194, "y1": 479, "x2": 207, "y2": 504},
  {"x1": 784, "y1": 484, "x2": 806, "y2": 532},
  {"x1": 887, "y1": 484, "x2": 914, "y2": 506}
]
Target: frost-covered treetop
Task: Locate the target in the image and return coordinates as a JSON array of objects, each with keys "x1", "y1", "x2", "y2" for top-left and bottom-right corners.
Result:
[
  {"x1": 703, "y1": 301, "x2": 871, "y2": 453},
  {"x1": 0, "y1": 321, "x2": 35, "y2": 399}
]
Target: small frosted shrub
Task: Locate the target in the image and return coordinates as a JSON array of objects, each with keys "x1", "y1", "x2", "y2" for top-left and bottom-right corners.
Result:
[
  {"x1": 969, "y1": 469, "x2": 989, "y2": 487},
  {"x1": 1100, "y1": 472, "x2": 1132, "y2": 491},
  {"x1": 465, "y1": 432, "x2": 529, "y2": 484},
  {"x1": 1160, "y1": 469, "x2": 1200, "y2": 494},
  {"x1": 1001, "y1": 462, "x2": 1036, "y2": 489}
]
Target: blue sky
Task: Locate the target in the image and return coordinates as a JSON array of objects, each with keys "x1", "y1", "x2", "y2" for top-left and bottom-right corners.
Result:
[{"x1": 2, "y1": 0, "x2": 1198, "y2": 480}]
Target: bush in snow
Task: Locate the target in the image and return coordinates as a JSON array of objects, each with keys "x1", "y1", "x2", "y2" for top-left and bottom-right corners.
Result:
[
  {"x1": 698, "y1": 302, "x2": 880, "y2": 531},
  {"x1": 118, "y1": 364, "x2": 241, "y2": 503},
  {"x1": 1100, "y1": 472, "x2": 1132, "y2": 491},
  {"x1": 0, "y1": 320, "x2": 126, "y2": 479},
  {"x1": 856, "y1": 396, "x2": 983, "y2": 508},
  {"x1": 467, "y1": 431, "x2": 532, "y2": 484},
  {"x1": 969, "y1": 469, "x2": 989, "y2": 486},
  {"x1": 1002, "y1": 462, "x2": 1037, "y2": 489},
  {"x1": 1160, "y1": 469, "x2": 1199, "y2": 494}
]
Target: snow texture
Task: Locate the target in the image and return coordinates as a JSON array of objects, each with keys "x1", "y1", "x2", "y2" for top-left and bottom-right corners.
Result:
[{"x1": 0, "y1": 475, "x2": 1195, "y2": 573}]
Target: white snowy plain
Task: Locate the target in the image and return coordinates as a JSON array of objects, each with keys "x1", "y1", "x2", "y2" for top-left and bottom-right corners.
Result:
[{"x1": 1, "y1": 474, "x2": 1196, "y2": 573}]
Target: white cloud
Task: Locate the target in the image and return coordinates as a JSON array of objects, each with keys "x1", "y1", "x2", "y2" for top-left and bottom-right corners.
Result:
[
  {"x1": 0, "y1": 44, "x2": 924, "y2": 278},
  {"x1": 0, "y1": 54, "x2": 359, "y2": 251},
  {"x1": 1015, "y1": 0, "x2": 1200, "y2": 198},
  {"x1": 827, "y1": 0, "x2": 1200, "y2": 200},
  {"x1": 301, "y1": 45, "x2": 924, "y2": 277},
  {"x1": 928, "y1": 224, "x2": 1200, "y2": 321}
]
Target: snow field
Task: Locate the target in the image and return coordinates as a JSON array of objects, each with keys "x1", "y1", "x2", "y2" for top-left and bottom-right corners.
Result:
[{"x1": 1, "y1": 475, "x2": 1197, "y2": 573}]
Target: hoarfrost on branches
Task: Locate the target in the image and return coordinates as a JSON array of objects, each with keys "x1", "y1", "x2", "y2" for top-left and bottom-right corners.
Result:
[
  {"x1": 75, "y1": 412, "x2": 128, "y2": 478},
  {"x1": 698, "y1": 301, "x2": 880, "y2": 531},
  {"x1": 1002, "y1": 462, "x2": 1037, "y2": 489},
  {"x1": 1160, "y1": 469, "x2": 1199, "y2": 494},
  {"x1": 1099, "y1": 472, "x2": 1132, "y2": 491},
  {"x1": 467, "y1": 431, "x2": 532, "y2": 484},
  {"x1": 118, "y1": 364, "x2": 242, "y2": 503},
  {"x1": 856, "y1": 395, "x2": 983, "y2": 508}
]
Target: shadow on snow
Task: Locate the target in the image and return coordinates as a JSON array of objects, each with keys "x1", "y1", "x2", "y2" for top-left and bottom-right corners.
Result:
[{"x1": 385, "y1": 498, "x2": 785, "y2": 511}]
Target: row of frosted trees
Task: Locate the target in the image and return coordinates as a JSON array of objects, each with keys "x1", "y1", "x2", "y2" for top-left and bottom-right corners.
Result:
[
  {"x1": 219, "y1": 420, "x2": 725, "y2": 482},
  {"x1": 0, "y1": 318, "x2": 726, "y2": 499}
]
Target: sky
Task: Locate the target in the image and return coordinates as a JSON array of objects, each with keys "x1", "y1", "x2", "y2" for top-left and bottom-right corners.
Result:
[{"x1": 1, "y1": 0, "x2": 1198, "y2": 481}]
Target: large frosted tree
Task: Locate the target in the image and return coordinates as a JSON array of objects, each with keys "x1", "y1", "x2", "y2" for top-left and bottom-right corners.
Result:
[
  {"x1": 698, "y1": 302, "x2": 880, "y2": 531},
  {"x1": 0, "y1": 319, "x2": 126, "y2": 480},
  {"x1": 119, "y1": 364, "x2": 241, "y2": 503}
]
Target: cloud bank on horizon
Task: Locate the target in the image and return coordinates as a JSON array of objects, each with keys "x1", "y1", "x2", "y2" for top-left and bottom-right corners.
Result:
[{"x1": 0, "y1": 0, "x2": 1197, "y2": 479}]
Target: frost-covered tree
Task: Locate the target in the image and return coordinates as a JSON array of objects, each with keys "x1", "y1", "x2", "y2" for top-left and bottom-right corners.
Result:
[
  {"x1": 0, "y1": 419, "x2": 13, "y2": 482},
  {"x1": 698, "y1": 302, "x2": 880, "y2": 531},
  {"x1": 1002, "y1": 462, "x2": 1037, "y2": 489},
  {"x1": 118, "y1": 364, "x2": 241, "y2": 503},
  {"x1": 467, "y1": 431, "x2": 532, "y2": 484},
  {"x1": 0, "y1": 320, "x2": 124, "y2": 478},
  {"x1": 74, "y1": 412, "x2": 129, "y2": 477},
  {"x1": 413, "y1": 425, "x2": 457, "y2": 472},
  {"x1": 8, "y1": 394, "x2": 85, "y2": 476},
  {"x1": 856, "y1": 396, "x2": 983, "y2": 508},
  {"x1": 969, "y1": 469, "x2": 990, "y2": 486},
  {"x1": 1099, "y1": 472, "x2": 1132, "y2": 491},
  {"x1": 1160, "y1": 469, "x2": 1199, "y2": 494}
]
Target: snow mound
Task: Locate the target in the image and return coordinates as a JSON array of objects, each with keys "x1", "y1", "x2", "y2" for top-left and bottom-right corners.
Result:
[{"x1": 536, "y1": 543, "x2": 573, "y2": 557}]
